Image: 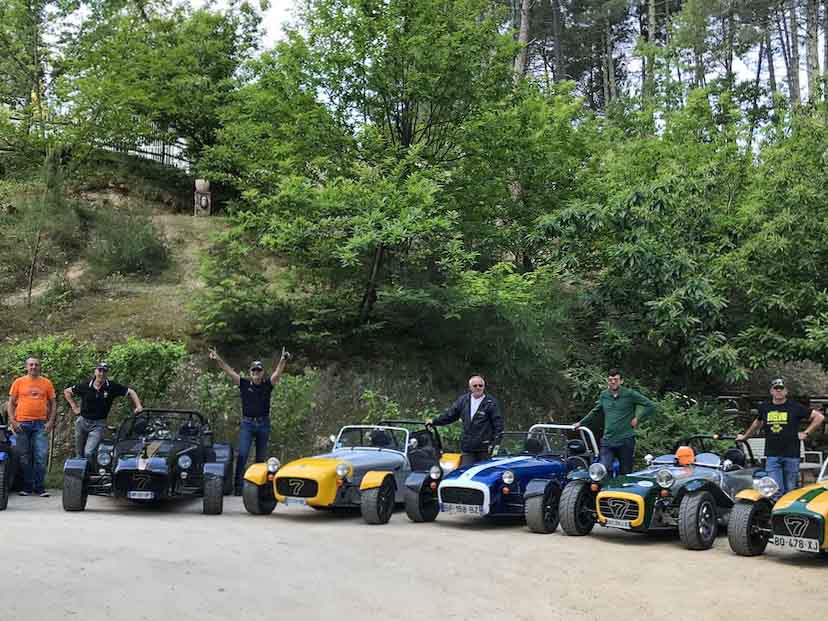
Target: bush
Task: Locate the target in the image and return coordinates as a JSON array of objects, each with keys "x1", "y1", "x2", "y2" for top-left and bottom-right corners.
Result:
[
  {"x1": 88, "y1": 209, "x2": 169, "y2": 275},
  {"x1": 105, "y1": 338, "x2": 187, "y2": 406}
]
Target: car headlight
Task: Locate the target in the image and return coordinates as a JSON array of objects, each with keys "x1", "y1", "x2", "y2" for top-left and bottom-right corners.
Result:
[
  {"x1": 644, "y1": 454, "x2": 654, "y2": 465},
  {"x1": 589, "y1": 463, "x2": 607, "y2": 482},
  {"x1": 501, "y1": 470, "x2": 515, "y2": 485},
  {"x1": 177, "y1": 455, "x2": 192, "y2": 470},
  {"x1": 97, "y1": 450, "x2": 112, "y2": 467},
  {"x1": 267, "y1": 457, "x2": 281, "y2": 473},
  {"x1": 754, "y1": 476, "x2": 779, "y2": 498},
  {"x1": 429, "y1": 465, "x2": 442, "y2": 480},
  {"x1": 439, "y1": 459, "x2": 457, "y2": 474},
  {"x1": 656, "y1": 468, "x2": 674, "y2": 489},
  {"x1": 335, "y1": 462, "x2": 350, "y2": 479}
]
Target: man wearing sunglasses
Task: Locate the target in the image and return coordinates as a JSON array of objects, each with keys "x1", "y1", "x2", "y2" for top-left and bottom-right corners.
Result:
[
  {"x1": 427, "y1": 374, "x2": 503, "y2": 466},
  {"x1": 209, "y1": 347, "x2": 290, "y2": 495},
  {"x1": 64, "y1": 362, "x2": 144, "y2": 463},
  {"x1": 737, "y1": 378, "x2": 824, "y2": 495}
]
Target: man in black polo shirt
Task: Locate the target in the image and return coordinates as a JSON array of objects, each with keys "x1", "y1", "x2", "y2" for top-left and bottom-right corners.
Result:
[
  {"x1": 64, "y1": 362, "x2": 144, "y2": 461},
  {"x1": 209, "y1": 347, "x2": 290, "y2": 495}
]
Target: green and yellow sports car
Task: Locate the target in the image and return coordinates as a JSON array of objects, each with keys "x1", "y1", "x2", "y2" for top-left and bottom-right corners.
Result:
[
  {"x1": 242, "y1": 420, "x2": 461, "y2": 524},
  {"x1": 728, "y1": 458, "x2": 828, "y2": 556}
]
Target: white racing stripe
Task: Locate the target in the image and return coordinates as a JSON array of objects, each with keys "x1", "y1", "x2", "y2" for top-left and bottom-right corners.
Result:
[{"x1": 458, "y1": 456, "x2": 532, "y2": 480}]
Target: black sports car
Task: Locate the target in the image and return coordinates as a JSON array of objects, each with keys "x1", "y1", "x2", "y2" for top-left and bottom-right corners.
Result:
[
  {"x1": 0, "y1": 414, "x2": 21, "y2": 511},
  {"x1": 62, "y1": 409, "x2": 234, "y2": 515}
]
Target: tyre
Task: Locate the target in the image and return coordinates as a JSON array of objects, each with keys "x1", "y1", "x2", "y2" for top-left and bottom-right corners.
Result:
[
  {"x1": 202, "y1": 477, "x2": 224, "y2": 515},
  {"x1": 404, "y1": 486, "x2": 439, "y2": 523},
  {"x1": 559, "y1": 482, "x2": 596, "y2": 536},
  {"x1": 525, "y1": 485, "x2": 561, "y2": 534},
  {"x1": 361, "y1": 476, "x2": 395, "y2": 525},
  {"x1": 62, "y1": 475, "x2": 88, "y2": 512},
  {"x1": 727, "y1": 500, "x2": 771, "y2": 556},
  {"x1": 0, "y1": 462, "x2": 8, "y2": 511},
  {"x1": 242, "y1": 480, "x2": 277, "y2": 515},
  {"x1": 678, "y1": 491, "x2": 718, "y2": 550}
]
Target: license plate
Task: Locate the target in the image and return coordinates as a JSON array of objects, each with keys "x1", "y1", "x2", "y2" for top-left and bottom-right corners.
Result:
[
  {"x1": 283, "y1": 497, "x2": 307, "y2": 506},
  {"x1": 605, "y1": 518, "x2": 631, "y2": 529},
  {"x1": 127, "y1": 491, "x2": 154, "y2": 500},
  {"x1": 771, "y1": 535, "x2": 820, "y2": 553},
  {"x1": 442, "y1": 502, "x2": 482, "y2": 515}
]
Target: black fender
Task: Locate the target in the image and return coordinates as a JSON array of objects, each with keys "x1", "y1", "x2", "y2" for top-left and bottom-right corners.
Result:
[
  {"x1": 203, "y1": 462, "x2": 226, "y2": 480},
  {"x1": 524, "y1": 478, "x2": 561, "y2": 501},
  {"x1": 64, "y1": 458, "x2": 89, "y2": 479},
  {"x1": 567, "y1": 470, "x2": 591, "y2": 482},
  {"x1": 675, "y1": 479, "x2": 733, "y2": 507},
  {"x1": 405, "y1": 471, "x2": 431, "y2": 493}
]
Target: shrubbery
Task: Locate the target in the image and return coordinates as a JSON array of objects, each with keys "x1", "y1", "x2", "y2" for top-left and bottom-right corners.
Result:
[{"x1": 88, "y1": 208, "x2": 169, "y2": 276}]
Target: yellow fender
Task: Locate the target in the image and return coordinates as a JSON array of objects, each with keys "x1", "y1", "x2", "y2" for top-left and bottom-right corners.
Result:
[
  {"x1": 439, "y1": 453, "x2": 462, "y2": 471},
  {"x1": 244, "y1": 462, "x2": 270, "y2": 485},
  {"x1": 360, "y1": 471, "x2": 393, "y2": 491},
  {"x1": 735, "y1": 489, "x2": 770, "y2": 503}
]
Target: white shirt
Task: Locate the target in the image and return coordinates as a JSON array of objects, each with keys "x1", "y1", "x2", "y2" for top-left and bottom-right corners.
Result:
[{"x1": 470, "y1": 394, "x2": 485, "y2": 420}]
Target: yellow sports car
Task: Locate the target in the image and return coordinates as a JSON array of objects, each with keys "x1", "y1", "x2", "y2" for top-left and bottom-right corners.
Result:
[
  {"x1": 728, "y1": 458, "x2": 828, "y2": 556},
  {"x1": 242, "y1": 420, "x2": 460, "y2": 524}
]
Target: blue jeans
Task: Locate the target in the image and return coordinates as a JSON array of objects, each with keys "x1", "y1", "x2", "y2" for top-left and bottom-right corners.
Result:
[
  {"x1": 600, "y1": 436, "x2": 635, "y2": 475},
  {"x1": 235, "y1": 418, "x2": 270, "y2": 490},
  {"x1": 17, "y1": 421, "x2": 49, "y2": 494},
  {"x1": 766, "y1": 456, "x2": 800, "y2": 497}
]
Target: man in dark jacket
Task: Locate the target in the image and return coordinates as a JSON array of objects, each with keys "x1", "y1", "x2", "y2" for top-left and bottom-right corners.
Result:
[{"x1": 428, "y1": 375, "x2": 504, "y2": 466}]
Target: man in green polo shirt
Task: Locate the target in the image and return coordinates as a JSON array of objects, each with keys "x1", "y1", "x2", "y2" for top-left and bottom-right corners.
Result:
[{"x1": 575, "y1": 368, "x2": 655, "y2": 475}]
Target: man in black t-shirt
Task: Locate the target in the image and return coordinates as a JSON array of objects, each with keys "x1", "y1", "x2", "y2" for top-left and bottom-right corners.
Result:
[
  {"x1": 209, "y1": 347, "x2": 289, "y2": 495},
  {"x1": 737, "y1": 378, "x2": 824, "y2": 495},
  {"x1": 64, "y1": 362, "x2": 144, "y2": 460}
]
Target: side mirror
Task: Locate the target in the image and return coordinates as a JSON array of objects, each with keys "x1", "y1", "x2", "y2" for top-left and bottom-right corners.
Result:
[
  {"x1": 408, "y1": 438, "x2": 418, "y2": 450},
  {"x1": 722, "y1": 459, "x2": 733, "y2": 471},
  {"x1": 644, "y1": 454, "x2": 654, "y2": 465}
]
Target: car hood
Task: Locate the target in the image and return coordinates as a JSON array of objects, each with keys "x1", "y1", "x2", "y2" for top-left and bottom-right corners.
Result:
[
  {"x1": 278, "y1": 448, "x2": 405, "y2": 480},
  {"x1": 600, "y1": 464, "x2": 719, "y2": 496},
  {"x1": 443, "y1": 455, "x2": 543, "y2": 485}
]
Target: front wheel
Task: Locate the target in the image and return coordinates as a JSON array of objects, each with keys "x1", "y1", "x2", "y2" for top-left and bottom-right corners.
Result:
[
  {"x1": 679, "y1": 491, "x2": 718, "y2": 550},
  {"x1": 242, "y1": 480, "x2": 277, "y2": 515},
  {"x1": 727, "y1": 500, "x2": 771, "y2": 556},
  {"x1": 404, "y1": 486, "x2": 439, "y2": 523},
  {"x1": 62, "y1": 475, "x2": 88, "y2": 512},
  {"x1": 525, "y1": 485, "x2": 560, "y2": 534},
  {"x1": 202, "y1": 477, "x2": 224, "y2": 515},
  {"x1": 361, "y1": 477, "x2": 395, "y2": 525},
  {"x1": 559, "y1": 482, "x2": 596, "y2": 536}
]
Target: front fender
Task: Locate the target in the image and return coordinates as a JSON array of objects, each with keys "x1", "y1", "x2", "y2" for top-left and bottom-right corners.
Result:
[
  {"x1": 64, "y1": 458, "x2": 88, "y2": 479},
  {"x1": 677, "y1": 479, "x2": 733, "y2": 507},
  {"x1": 524, "y1": 478, "x2": 560, "y2": 501},
  {"x1": 735, "y1": 489, "x2": 772, "y2": 504},
  {"x1": 405, "y1": 471, "x2": 431, "y2": 493},
  {"x1": 244, "y1": 463, "x2": 270, "y2": 485},
  {"x1": 568, "y1": 470, "x2": 591, "y2": 482},
  {"x1": 360, "y1": 471, "x2": 393, "y2": 491},
  {"x1": 203, "y1": 462, "x2": 225, "y2": 480}
]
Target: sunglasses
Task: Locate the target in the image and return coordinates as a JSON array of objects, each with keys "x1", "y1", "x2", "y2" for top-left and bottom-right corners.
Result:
[
  {"x1": 470, "y1": 384, "x2": 484, "y2": 388},
  {"x1": 250, "y1": 368, "x2": 263, "y2": 373},
  {"x1": 96, "y1": 368, "x2": 108, "y2": 372},
  {"x1": 771, "y1": 385, "x2": 785, "y2": 390}
]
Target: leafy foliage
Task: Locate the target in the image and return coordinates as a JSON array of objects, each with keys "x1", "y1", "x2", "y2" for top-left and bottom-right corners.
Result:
[{"x1": 88, "y1": 209, "x2": 170, "y2": 276}]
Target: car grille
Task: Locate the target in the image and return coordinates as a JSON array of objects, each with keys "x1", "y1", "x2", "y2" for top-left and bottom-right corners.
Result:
[
  {"x1": 115, "y1": 471, "x2": 167, "y2": 496},
  {"x1": 772, "y1": 514, "x2": 823, "y2": 541},
  {"x1": 276, "y1": 477, "x2": 319, "y2": 498},
  {"x1": 441, "y1": 487, "x2": 484, "y2": 506},
  {"x1": 599, "y1": 496, "x2": 640, "y2": 521}
]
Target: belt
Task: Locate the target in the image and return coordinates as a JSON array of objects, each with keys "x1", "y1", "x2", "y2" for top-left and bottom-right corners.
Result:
[{"x1": 242, "y1": 416, "x2": 269, "y2": 422}]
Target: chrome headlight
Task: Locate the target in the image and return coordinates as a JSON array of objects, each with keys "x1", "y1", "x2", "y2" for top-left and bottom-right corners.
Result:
[
  {"x1": 656, "y1": 468, "x2": 674, "y2": 489},
  {"x1": 97, "y1": 450, "x2": 112, "y2": 467},
  {"x1": 644, "y1": 454, "x2": 654, "y2": 465},
  {"x1": 501, "y1": 470, "x2": 515, "y2": 485},
  {"x1": 439, "y1": 459, "x2": 457, "y2": 475},
  {"x1": 177, "y1": 455, "x2": 192, "y2": 470},
  {"x1": 335, "y1": 462, "x2": 350, "y2": 479},
  {"x1": 754, "y1": 476, "x2": 779, "y2": 498},
  {"x1": 589, "y1": 463, "x2": 607, "y2": 482},
  {"x1": 429, "y1": 465, "x2": 442, "y2": 480},
  {"x1": 267, "y1": 457, "x2": 281, "y2": 474}
]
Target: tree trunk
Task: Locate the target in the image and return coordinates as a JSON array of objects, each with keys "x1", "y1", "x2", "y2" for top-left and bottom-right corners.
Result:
[
  {"x1": 824, "y1": 0, "x2": 828, "y2": 81},
  {"x1": 748, "y1": 39, "x2": 765, "y2": 150},
  {"x1": 602, "y1": 32, "x2": 611, "y2": 106},
  {"x1": 26, "y1": 229, "x2": 42, "y2": 308},
  {"x1": 643, "y1": 0, "x2": 657, "y2": 101},
  {"x1": 606, "y1": 16, "x2": 617, "y2": 101},
  {"x1": 358, "y1": 245, "x2": 385, "y2": 325},
  {"x1": 805, "y1": 0, "x2": 820, "y2": 100},
  {"x1": 550, "y1": 0, "x2": 565, "y2": 81},
  {"x1": 725, "y1": 0, "x2": 735, "y2": 88},
  {"x1": 786, "y1": 2, "x2": 802, "y2": 105},
  {"x1": 766, "y1": 26, "x2": 778, "y2": 96},
  {"x1": 513, "y1": 0, "x2": 531, "y2": 78}
]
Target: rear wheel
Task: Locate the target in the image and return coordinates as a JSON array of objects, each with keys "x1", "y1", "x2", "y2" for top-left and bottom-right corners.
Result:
[
  {"x1": 202, "y1": 477, "x2": 224, "y2": 515},
  {"x1": 679, "y1": 491, "x2": 718, "y2": 550},
  {"x1": 727, "y1": 500, "x2": 771, "y2": 556},
  {"x1": 361, "y1": 477, "x2": 395, "y2": 524},
  {"x1": 559, "y1": 482, "x2": 596, "y2": 536},
  {"x1": 404, "y1": 486, "x2": 439, "y2": 523},
  {"x1": 0, "y1": 462, "x2": 8, "y2": 511},
  {"x1": 62, "y1": 475, "x2": 88, "y2": 512},
  {"x1": 525, "y1": 485, "x2": 561, "y2": 534},
  {"x1": 242, "y1": 480, "x2": 277, "y2": 515}
]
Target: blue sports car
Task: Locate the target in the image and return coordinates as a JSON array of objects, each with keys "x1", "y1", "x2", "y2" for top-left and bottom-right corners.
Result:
[
  {"x1": 0, "y1": 415, "x2": 21, "y2": 511},
  {"x1": 403, "y1": 424, "x2": 599, "y2": 533}
]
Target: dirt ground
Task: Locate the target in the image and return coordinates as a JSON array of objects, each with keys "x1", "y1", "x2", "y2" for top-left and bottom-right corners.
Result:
[{"x1": 2, "y1": 494, "x2": 825, "y2": 621}]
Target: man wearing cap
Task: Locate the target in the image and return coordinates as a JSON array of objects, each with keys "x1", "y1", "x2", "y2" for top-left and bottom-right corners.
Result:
[
  {"x1": 209, "y1": 347, "x2": 290, "y2": 495},
  {"x1": 8, "y1": 357, "x2": 57, "y2": 497},
  {"x1": 64, "y1": 363, "x2": 144, "y2": 462},
  {"x1": 737, "y1": 378, "x2": 824, "y2": 495}
]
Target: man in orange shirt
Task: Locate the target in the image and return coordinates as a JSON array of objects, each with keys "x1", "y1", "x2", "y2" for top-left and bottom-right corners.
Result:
[{"x1": 8, "y1": 357, "x2": 56, "y2": 497}]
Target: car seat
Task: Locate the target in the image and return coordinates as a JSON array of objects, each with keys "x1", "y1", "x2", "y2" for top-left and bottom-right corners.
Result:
[
  {"x1": 524, "y1": 437, "x2": 543, "y2": 455},
  {"x1": 567, "y1": 439, "x2": 587, "y2": 455},
  {"x1": 723, "y1": 447, "x2": 746, "y2": 468},
  {"x1": 178, "y1": 422, "x2": 200, "y2": 438},
  {"x1": 370, "y1": 429, "x2": 393, "y2": 448}
]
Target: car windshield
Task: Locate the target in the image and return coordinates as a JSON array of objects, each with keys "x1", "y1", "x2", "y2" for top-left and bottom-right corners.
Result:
[
  {"x1": 336, "y1": 426, "x2": 406, "y2": 451},
  {"x1": 492, "y1": 430, "x2": 575, "y2": 457},
  {"x1": 119, "y1": 411, "x2": 202, "y2": 441}
]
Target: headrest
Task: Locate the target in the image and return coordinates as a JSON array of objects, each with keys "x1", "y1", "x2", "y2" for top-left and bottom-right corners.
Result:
[
  {"x1": 676, "y1": 445, "x2": 695, "y2": 466},
  {"x1": 524, "y1": 437, "x2": 542, "y2": 455},
  {"x1": 370, "y1": 429, "x2": 392, "y2": 447},
  {"x1": 723, "y1": 447, "x2": 746, "y2": 467},
  {"x1": 567, "y1": 439, "x2": 587, "y2": 455}
]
